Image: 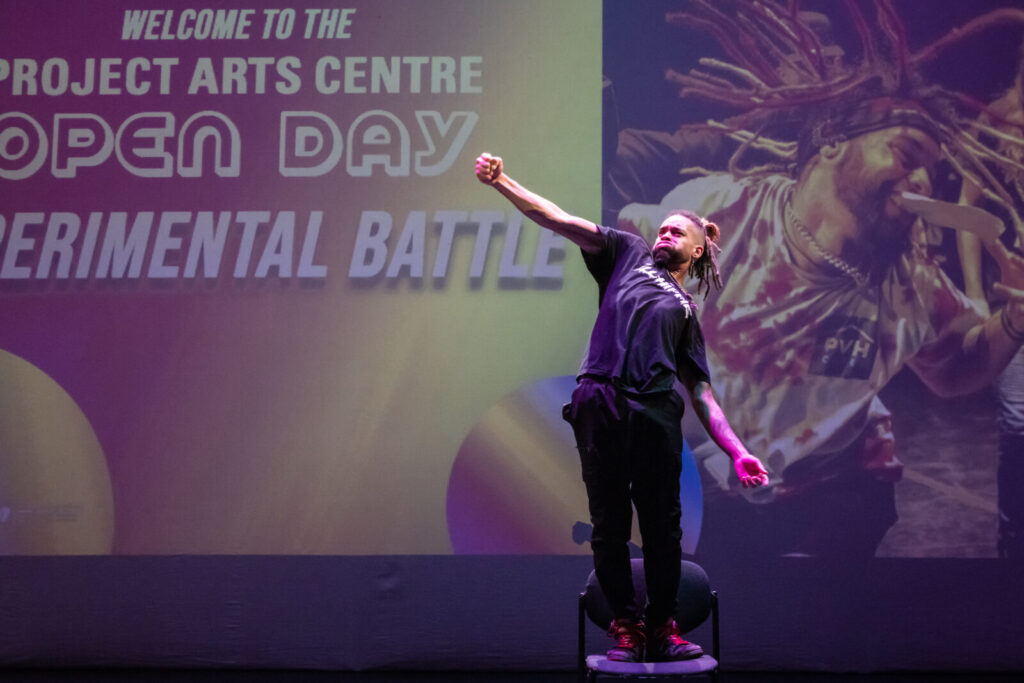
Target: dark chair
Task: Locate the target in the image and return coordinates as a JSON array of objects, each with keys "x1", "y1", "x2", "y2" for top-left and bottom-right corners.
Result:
[{"x1": 577, "y1": 558, "x2": 719, "y2": 682}]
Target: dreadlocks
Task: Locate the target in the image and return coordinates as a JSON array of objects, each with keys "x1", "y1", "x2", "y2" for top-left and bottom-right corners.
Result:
[{"x1": 663, "y1": 0, "x2": 1024, "y2": 245}]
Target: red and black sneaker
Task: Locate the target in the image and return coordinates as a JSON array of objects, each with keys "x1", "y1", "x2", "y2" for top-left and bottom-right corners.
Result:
[
  {"x1": 606, "y1": 618, "x2": 645, "y2": 662},
  {"x1": 646, "y1": 619, "x2": 703, "y2": 661}
]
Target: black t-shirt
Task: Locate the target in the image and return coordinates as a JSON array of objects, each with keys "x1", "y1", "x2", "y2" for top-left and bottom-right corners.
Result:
[{"x1": 578, "y1": 226, "x2": 711, "y2": 395}]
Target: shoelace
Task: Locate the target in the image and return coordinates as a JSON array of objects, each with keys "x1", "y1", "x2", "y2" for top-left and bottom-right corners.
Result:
[
  {"x1": 652, "y1": 623, "x2": 687, "y2": 645},
  {"x1": 607, "y1": 622, "x2": 645, "y2": 647}
]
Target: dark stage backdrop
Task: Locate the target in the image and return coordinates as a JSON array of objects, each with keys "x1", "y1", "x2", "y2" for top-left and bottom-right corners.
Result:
[{"x1": 1, "y1": 0, "x2": 1023, "y2": 672}]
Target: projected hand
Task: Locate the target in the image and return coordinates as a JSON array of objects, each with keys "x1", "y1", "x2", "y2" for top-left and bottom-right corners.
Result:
[
  {"x1": 475, "y1": 152, "x2": 503, "y2": 185},
  {"x1": 734, "y1": 454, "x2": 769, "y2": 488},
  {"x1": 988, "y1": 239, "x2": 1024, "y2": 331}
]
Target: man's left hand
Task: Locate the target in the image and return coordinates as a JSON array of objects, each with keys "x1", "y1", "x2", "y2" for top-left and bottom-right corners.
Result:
[{"x1": 734, "y1": 454, "x2": 769, "y2": 488}]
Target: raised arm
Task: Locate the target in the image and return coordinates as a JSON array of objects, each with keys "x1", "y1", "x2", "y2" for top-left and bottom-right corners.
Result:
[
  {"x1": 474, "y1": 152, "x2": 604, "y2": 254},
  {"x1": 684, "y1": 378, "x2": 769, "y2": 488}
]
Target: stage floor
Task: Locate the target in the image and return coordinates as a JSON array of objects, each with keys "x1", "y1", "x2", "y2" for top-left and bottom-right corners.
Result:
[{"x1": 1, "y1": 671, "x2": 1020, "y2": 683}]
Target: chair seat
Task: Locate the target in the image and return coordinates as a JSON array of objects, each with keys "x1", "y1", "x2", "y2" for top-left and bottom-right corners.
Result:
[
  {"x1": 585, "y1": 653, "x2": 718, "y2": 676},
  {"x1": 578, "y1": 560, "x2": 719, "y2": 680}
]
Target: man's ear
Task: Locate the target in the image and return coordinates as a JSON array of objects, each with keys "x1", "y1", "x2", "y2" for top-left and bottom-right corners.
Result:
[
  {"x1": 692, "y1": 243, "x2": 704, "y2": 260},
  {"x1": 819, "y1": 139, "x2": 845, "y2": 161}
]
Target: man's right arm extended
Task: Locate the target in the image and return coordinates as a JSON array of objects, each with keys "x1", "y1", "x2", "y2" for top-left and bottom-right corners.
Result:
[{"x1": 474, "y1": 152, "x2": 604, "y2": 255}]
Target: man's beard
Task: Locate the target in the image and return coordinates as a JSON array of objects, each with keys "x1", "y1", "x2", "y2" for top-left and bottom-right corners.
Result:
[
  {"x1": 849, "y1": 178, "x2": 913, "y2": 244},
  {"x1": 871, "y1": 182, "x2": 915, "y2": 240},
  {"x1": 853, "y1": 181, "x2": 913, "y2": 280},
  {"x1": 653, "y1": 246, "x2": 680, "y2": 268}
]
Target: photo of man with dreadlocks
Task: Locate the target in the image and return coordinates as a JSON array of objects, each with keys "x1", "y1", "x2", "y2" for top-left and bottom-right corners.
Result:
[{"x1": 603, "y1": 0, "x2": 1024, "y2": 560}]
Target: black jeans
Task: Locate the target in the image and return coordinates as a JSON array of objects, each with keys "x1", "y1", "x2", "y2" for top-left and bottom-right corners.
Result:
[{"x1": 563, "y1": 377, "x2": 684, "y2": 625}]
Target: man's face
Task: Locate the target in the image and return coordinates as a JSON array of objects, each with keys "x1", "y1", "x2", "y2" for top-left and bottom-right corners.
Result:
[
  {"x1": 833, "y1": 125, "x2": 942, "y2": 236},
  {"x1": 653, "y1": 215, "x2": 704, "y2": 268}
]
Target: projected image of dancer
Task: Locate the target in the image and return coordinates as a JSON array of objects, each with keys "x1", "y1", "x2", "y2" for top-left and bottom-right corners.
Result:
[
  {"x1": 604, "y1": 1, "x2": 1024, "y2": 562},
  {"x1": 620, "y1": 98, "x2": 1024, "y2": 562},
  {"x1": 474, "y1": 152, "x2": 768, "y2": 663}
]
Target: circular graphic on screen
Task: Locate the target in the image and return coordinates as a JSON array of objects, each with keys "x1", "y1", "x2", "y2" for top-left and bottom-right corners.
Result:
[
  {"x1": 446, "y1": 375, "x2": 702, "y2": 554},
  {"x1": 0, "y1": 349, "x2": 114, "y2": 554}
]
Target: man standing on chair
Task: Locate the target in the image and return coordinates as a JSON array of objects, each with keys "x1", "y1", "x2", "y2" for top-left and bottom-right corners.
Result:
[{"x1": 475, "y1": 152, "x2": 769, "y2": 662}]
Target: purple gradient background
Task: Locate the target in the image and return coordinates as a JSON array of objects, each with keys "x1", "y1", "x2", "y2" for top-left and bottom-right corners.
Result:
[{"x1": 0, "y1": 0, "x2": 602, "y2": 554}]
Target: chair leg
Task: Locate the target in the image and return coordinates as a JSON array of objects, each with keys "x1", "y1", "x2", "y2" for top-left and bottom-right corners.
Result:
[
  {"x1": 710, "y1": 590, "x2": 720, "y2": 664},
  {"x1": 578, "y1": 593, "x2": 587, "y2": 683}
]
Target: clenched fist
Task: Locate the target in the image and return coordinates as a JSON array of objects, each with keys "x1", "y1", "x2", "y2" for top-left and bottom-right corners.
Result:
[{"x1": 475, "y1": 152, "x2": 503, "y2": 185}]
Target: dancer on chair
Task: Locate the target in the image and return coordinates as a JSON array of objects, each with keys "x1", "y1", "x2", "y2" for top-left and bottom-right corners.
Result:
[{"x1": 475, "y1": 152, "x2": 769, "y2": 662}]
